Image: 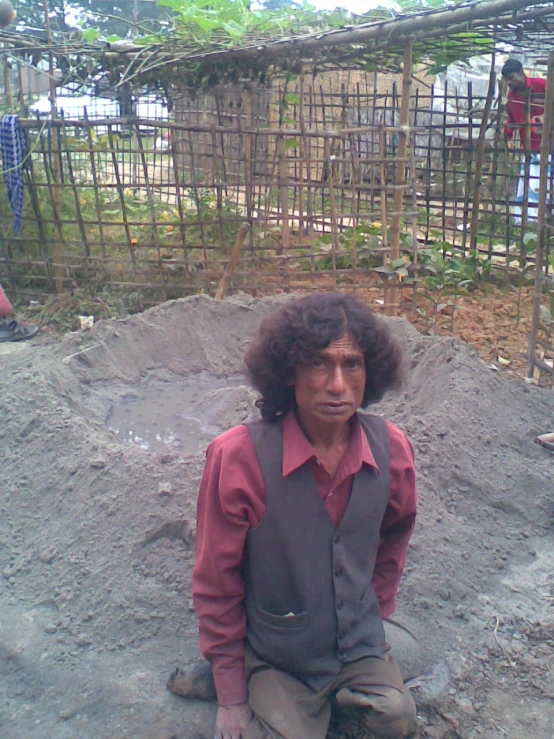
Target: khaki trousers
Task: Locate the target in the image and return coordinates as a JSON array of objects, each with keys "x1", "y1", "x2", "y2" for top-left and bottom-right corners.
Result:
[{"x1": 242, "y1": 646, "x2": 418, "y2": 739}]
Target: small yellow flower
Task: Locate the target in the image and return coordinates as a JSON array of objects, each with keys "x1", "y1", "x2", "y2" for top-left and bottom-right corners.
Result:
[
  {"x1": 371, "y1": 221, "x2": 382, "y2": 229},
  {"x1": 80, "y1": 198, "x2": 87, "y2": 207},
  {"x1": 167, "y1": 225, "x2": 174, "y2": 232},
  {"x1": 130, "y1": 238, "x2": 138, "y2": 245}
]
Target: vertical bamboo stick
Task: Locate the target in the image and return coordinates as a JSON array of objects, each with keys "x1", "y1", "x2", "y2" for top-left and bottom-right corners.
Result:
[
  {"x1": 379, "y1": 123, "x2": 389, "y2": 259},
  {"x1": 3, "y1": 54, "x2": 13, "y2": 113},
  {"x1": 211, "y1": 124, "x2": 226, "y2": 253},
  {"x1": 462, "y1": 82, "x2": 473, "y2": 255},
  {"x1": 519, "y1": 89, "x2": 532, "y2": 263},
  {"x1": 186, "y1": 127, "x2": 208, "y2": 268},
  {"x1": 43, "y1": 0, "x2": 63, "y2": 292},
  {"x1": 135, "y1": 123, "x2": 165, "y2": 299},
  {"x1": 441, "y1": 79, "x2": 448, "y2": 245},
  {"x1": 278, "y1": 134, "x2": 290, "y2": 253},
  {"x1": 169, "y1": 125, "x2": 190, "y2": 276},
  {"x1": 60, "y1": 114, "x2": 90, "y2": 262},
  {"x1": 527, "y1": 49, "x2": 554, "y2": 379},
  {"x1": 298, "y1": 69, "x2": 305, "y2": 242},
  {"x1": 83, "y1": 110, "x2": 106, "y2": 259},
  {"x1": 25, "y1": 153, "x2": 56, "y2": 290},
  {"x1": 469, "y1": 56, "x2": 496, "y2": 252},
  {"x1": 325, "y1": 137, "x2": 340, "y2": 287},
  {"x1": 387, "y1": 42, "x2": 413, "y2": 317},
  {"x1": 410, "y1": 147, "x2": 419, "y2": 311},
  {"x1": 349, "y1": 132, "x2": 360, "y2": 283},
  {"x1": 424, "y1": 83, "x2": 434, "y2": 244},
  {"x1": 244, "y1": 89, "x2": 254, "y2": 258},
  {"x1": 488, "y1": 80, "x2": 502, "y2": 264},
  {"x1": 107, "y1": 124, "x2": 136, "y2": 267}
]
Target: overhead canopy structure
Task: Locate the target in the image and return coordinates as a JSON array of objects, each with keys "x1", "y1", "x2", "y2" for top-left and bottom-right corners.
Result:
[{"x1": 1, "y1": 0, "x2": 554, "y2": 93}]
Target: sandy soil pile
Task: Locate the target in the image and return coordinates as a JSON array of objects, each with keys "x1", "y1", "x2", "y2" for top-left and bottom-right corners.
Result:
[{"x1": 1, "y1": 294, "x2": 553, "y2": 739}]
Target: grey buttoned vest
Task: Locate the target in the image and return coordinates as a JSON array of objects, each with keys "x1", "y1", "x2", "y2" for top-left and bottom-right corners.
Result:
[{"x1": 243, "y1": 413, "x2": 390, "y2": 691}]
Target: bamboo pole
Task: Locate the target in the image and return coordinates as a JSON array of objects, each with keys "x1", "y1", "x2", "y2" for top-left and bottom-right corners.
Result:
[
  {"x1": 527, "y1": 49, "x2": 554, "y2": 379},
  {"x1": 469, "y1": 55, "x2": 496, "y2": 252},
  {"x1": 83, "y1": 108, "x2": 106, "y2": 260},
  {"x1": 107, "y1": 124, "x2": 136, "y2": 267},
  {"x1": 135, "y1": 122, "x2": 166, "y2": 300},
  {"x1": 461, "y1": 82, "x2": 474, "y2": 254},
  {"x1": 42, "y1": 0, "x2": 64, "y2": 293},
  {"x1": 215, "y1": 223, "x2": 251, "y2": 300},
  {"x1": 105, "y1": 0, "x2": 550, "y2": 69},
  {"x1": 3, "y1": 52, "x2": 13, "y2": 112},
  {"x1": 325, "y1": 136, "x2": 340, "y2": 286},
  {"x1": 60, "y1": 113, "x2": 90, "y2": 262},
  {"x1": 278, "y1": 134, "x2": 290, "y2": 252},
  {"x1": 519, "y1": 88, "x2": 532, "y2": 264},
  {"x1": 387, "y1": 42, "x2": 413, "y2": 317}
]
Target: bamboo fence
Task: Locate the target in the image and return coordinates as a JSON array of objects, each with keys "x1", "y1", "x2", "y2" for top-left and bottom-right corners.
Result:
[{"x1": 0, "y1": 50, "x2": 552, "y2": 318}]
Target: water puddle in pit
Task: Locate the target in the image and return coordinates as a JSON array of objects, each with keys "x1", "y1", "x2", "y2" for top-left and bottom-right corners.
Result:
[{"x1": 106, "y1": 373, "x2": 245, "y2": 454}]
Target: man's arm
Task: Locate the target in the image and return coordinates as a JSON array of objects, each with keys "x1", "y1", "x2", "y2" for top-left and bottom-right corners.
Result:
[
  {"x1": 505, "y1": 101, "x2": 516, "y2": 146},
  {"x1": 192, "y1": 426, "x2": 266, "y2": 707},
  {"x1": 371, "y1": 423, "x2": 417, "y2": 619}
]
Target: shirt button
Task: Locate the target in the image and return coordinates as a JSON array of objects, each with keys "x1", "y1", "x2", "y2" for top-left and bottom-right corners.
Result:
[
  {"x1": 336, "y1": 601, "x2": 343, "y2": 611},
  {"x1": 338, "y1": 632, "x2": 346, "y2": 641},
  {"x1": 333, "y1": 535, "x2": 340, "y2": 545},
  {"x1": 334, "y1": 568, "x2": 343, "y2": 577},
  {"x1": 339, "y1": 652, "x2": 347, "y2": 660}
]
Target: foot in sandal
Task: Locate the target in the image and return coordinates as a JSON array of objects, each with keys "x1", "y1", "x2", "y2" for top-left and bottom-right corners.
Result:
[{"x1": 0, "y1": 319, "x2": 39, "y2": 342}]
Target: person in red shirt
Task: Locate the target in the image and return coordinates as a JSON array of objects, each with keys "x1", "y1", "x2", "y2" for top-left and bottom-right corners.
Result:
[
  {"x1": 172, "y1": 293, "x2": 418, "y2": 739},
  {"x1": 502, "y1": 58, "x2": 546, "y2": 152}
]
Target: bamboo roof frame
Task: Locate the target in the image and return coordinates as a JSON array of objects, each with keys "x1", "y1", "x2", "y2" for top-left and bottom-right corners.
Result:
[{"x1": 1, "y1": 0, "x2": 554, "y2": 93}]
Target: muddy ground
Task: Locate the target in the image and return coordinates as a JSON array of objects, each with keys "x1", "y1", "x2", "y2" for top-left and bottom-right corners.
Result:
[{"x1": 1, "y1": 294, "x2": 553, "y2": 739}]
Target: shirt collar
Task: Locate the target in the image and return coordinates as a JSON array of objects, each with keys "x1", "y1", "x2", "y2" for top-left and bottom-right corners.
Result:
[{"x1": 282, "y1": 409, "x2": 379, "y2": 477}]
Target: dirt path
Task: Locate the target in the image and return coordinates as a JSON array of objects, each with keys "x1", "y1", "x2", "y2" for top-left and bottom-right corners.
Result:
[{"x1": 1, "y1": 294, "x2": 553, "y2": 739}]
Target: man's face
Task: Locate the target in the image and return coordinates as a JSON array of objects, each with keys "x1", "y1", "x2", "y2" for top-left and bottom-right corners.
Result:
[
  {"x1": 293, "y1": 334, "x2": 366, "y2": 428},
  {"x1": 505, "y1": 71, "x2": 526, "y2": 93}
]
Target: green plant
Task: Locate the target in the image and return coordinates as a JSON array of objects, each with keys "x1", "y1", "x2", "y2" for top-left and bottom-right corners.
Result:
[{"x1": 313, "y1": 223, "x2": 384, "y2": 271}]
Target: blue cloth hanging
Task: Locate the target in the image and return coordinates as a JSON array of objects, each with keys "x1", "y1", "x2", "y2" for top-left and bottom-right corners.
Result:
[{"x1": 0, "y1": 114, "x2": 28, "y2": 232}]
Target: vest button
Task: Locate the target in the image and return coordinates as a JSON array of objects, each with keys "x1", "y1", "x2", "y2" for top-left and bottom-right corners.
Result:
[
  {"x1": 333, "y1": 535, "x2": 340, "y2": 545},
  {"x1": 338, "y1": 652, "x2": 347, "y2": 660},
  {"x1": 338, "y1": 631, "x2": 346, "y2": 641},
  {"x1": 334, "y1": 568, "x2": 343, "y2": 577},
  {"x1": 336, "y1": 601, "x2": 343, "y2": 611}
]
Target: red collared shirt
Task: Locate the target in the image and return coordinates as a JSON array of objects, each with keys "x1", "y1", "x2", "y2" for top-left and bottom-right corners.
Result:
[
  {"x1": 505, "y1": 77, "x2": 547, "y2": 151},
  {"x1": 192, "y1": 411, "x2": 417, "y2": 707}
]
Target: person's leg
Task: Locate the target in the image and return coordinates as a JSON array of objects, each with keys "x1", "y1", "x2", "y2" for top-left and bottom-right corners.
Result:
[
  {"x1": 243, "y1": 646, "x2": 331, "y2": 739},
  {"x1": 0, "y1": 280, "x2": 38, "y2": 342},
  {"x1": 0, "y1": 280, "x2": 14, "y2": 318},
  {"x1": 330, "y1": 650, "x2": 418, "y2": 739}
]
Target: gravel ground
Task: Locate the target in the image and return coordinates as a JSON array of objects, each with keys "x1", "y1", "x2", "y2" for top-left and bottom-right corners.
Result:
[{"x1": 1, "y1": 294, "x2": 553, "y2": 739}]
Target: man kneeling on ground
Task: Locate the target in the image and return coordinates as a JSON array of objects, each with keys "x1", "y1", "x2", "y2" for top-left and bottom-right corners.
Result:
[{"x1": 191, "y1": 293, "x2": 419, "y2": 739}]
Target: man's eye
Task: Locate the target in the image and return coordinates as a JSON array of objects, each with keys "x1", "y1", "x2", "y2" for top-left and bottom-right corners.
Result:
[{"x1": 312, "y1": 359, "x2": 324, "y2": 368}]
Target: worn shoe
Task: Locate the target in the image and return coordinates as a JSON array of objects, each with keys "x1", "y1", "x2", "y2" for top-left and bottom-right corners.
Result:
[
  {"x1": 167, "y1": 660, "x2": 216, "y2": 701},
  {"x1": 0, "y1": 319, "x2": 39, "y2": 342}
]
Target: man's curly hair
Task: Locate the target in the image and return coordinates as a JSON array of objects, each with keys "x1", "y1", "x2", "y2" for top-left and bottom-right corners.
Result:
[{"x1": 244, "y1": 293, "x2": 404, "y2": 422}]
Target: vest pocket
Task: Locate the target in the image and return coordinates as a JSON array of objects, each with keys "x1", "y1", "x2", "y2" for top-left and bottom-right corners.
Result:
[{"x1": 253, "y1": 603, "x2": 309, "y2": 629}]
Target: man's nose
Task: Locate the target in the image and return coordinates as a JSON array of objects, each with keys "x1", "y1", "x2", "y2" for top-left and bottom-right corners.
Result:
[{"x1": 327, "y1": 366, "x2": 347, "y2": 395}]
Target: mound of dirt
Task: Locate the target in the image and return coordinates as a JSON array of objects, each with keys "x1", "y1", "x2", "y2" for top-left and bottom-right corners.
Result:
[{"x1": 1, "y1": 294, "x2": 553, "y2": 739}]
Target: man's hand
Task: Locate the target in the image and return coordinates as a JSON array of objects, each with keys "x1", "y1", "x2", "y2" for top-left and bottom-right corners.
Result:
[
  {"x1": 507, "y1": 138, "x2": 515, "y2": 151},
  {"x1": 215, "y1": 703, "x2": 252, "y2": 739}
]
